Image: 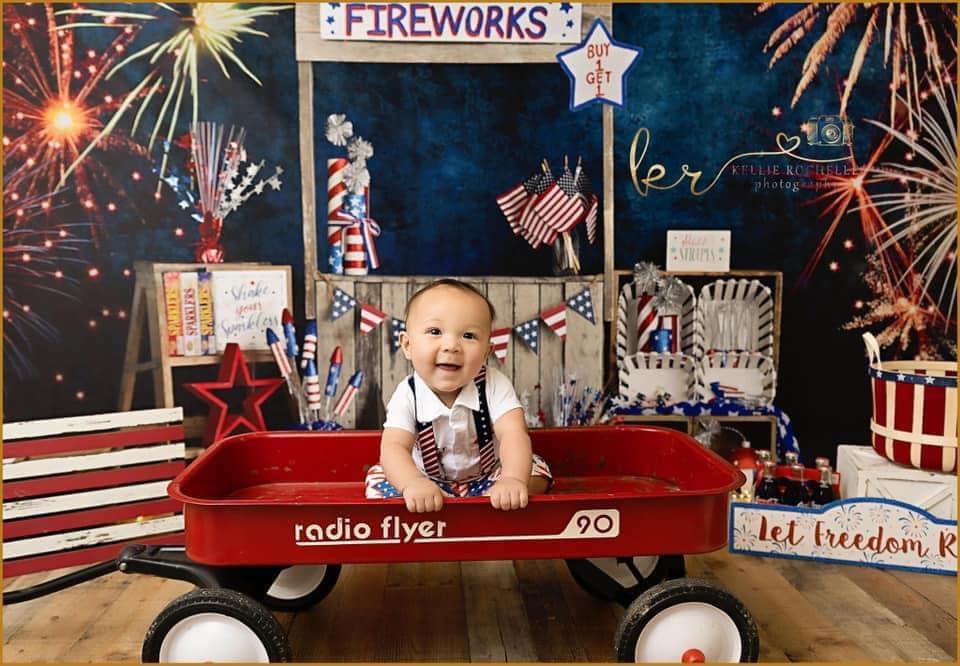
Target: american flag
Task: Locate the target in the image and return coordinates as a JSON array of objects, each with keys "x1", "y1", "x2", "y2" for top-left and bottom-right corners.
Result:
[
  {"x1": 575, "y1": 169, "x2": 599, "y2": 244},
  {"x1": 495, "y1": 170, "x2": 541, "y2": 233}
]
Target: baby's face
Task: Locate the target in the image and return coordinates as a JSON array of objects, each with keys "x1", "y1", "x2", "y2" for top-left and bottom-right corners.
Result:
[{"x1": 401, "y1": 286, "x2": 492, "y2": 406}]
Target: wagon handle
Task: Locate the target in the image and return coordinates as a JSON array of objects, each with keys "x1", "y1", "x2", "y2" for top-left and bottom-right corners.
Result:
[
  {"x1": 2, "y1": 560, "x2": 117, "y2": 605},
  {"x1": 862, "y1": 332, "x2": 882, "y2": 369}
]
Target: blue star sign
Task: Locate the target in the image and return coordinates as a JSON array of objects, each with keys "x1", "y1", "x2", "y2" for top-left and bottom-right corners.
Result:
[{"x1": 557, "y1": 18, "x2": 642, "y2": 111}]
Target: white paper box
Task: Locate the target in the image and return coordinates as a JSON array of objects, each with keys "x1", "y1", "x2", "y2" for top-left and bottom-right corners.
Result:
[{"x1": 837, "y1": 444, "x2": 957, "y2": 520}]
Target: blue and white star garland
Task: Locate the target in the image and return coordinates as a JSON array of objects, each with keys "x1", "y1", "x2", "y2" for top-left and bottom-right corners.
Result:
[
  {"x1": 330, "y1": 287, "x2": 596, "y2": 356},
  {"x1": 330, "y1": 287, "x2": 357, "y2": 321},
  {"x1": 567, "y1": 287, "x2": 596, "y2": 324},
  {"x1": 514, "y1": 319, "x2": 540, "y2": 354}
]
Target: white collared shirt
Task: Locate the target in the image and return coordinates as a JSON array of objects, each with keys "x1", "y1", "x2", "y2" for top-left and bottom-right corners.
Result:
[{"x1": 383, "y1": 365, "x2": 523, "y2": 481}]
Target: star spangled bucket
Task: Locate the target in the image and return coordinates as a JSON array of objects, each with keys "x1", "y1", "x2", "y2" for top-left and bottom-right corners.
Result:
[{"x1": 863, "y1": 333, "x2": 958, "y2": 473}]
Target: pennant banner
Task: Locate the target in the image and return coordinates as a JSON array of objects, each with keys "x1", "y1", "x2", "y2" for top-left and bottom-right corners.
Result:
[
  {"x1": 330, "y1": 287, "x2": 357, "y2": 321},
  {"x1": 359, "y1": 303, "x2": 387, "y2": 335},
  {"x1": 390, "y1": 318, "x2": 406, "y2": 353},
  {"x1": 514, "y1": 319, "x2": 540, "y2": 354},
  {"x1": 490, "y1": 327, "x2": 511, "y2": 365},
  {"x1": 567, "y1": 288, "x2": 596, "y2": 324},
  {"x1": 541, "y1": 303, "x2": 568, "y2": 340}
]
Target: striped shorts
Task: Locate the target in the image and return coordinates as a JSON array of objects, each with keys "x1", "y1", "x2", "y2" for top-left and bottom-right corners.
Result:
[{"x1": 365, "y1": 453, "x2": 552, "y2": 499}]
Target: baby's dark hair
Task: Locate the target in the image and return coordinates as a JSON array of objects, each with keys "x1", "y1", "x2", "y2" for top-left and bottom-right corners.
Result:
[{"x1": 404, "y1": 279, "x2": 496, "y2": 323}]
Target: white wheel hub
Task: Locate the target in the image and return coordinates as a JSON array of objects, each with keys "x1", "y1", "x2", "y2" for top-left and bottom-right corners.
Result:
[
  {"x1": 267, "y1": 565, "x2": 327, "y2": 600},
  {"x1": 158, "y1": 612, "x2": 270, "y2": 662},
  {"x1": 588, "y1": 556, "x2": 658, "y2": 586},
  {"x1": 633, "y1": 601, "x2": 741, "y2": 662}
]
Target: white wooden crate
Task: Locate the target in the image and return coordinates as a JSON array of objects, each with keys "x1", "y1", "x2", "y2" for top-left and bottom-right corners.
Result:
[{"x1": 837, "y1": 444, "x2": 957, "y2": 520}]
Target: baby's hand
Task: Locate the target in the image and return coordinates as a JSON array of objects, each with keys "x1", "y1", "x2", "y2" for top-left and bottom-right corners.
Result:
[
  {"x1": 402, "y1": 477, "x2": 444, "y2": 513},
  {"x1": 488, "y1": 476, "x2": 529, "y2": 511}
]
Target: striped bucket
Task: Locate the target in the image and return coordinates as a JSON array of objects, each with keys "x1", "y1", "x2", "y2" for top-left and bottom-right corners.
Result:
[{"x1": 863, "y1": 333, "x2": 957, "y2": 473}]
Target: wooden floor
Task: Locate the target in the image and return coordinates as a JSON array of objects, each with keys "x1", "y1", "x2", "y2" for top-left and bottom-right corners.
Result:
[{"x1": 3, "y1": 550, "x2": 956, "y2": 662}]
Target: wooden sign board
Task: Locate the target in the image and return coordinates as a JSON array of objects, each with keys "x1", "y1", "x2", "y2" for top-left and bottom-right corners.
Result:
[
  {"x1": 666, "y1": 230, "x2": 731, "y2": 272},
  {"x1": 730, "y1": 498, "x2": 957, "y2": 576},
  {"x1": 316, "y1": 2, "x2": 582, "y2": 43},
  {"x1": 211, "y1": 269, "x2": 290, "y2": 351}
]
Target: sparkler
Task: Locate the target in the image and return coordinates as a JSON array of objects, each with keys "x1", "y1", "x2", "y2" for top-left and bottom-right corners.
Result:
[
  {"x1": 758, "y1": 3, "x2": 956, "y2": 120},
  {"x1": 55, "y1": 3, "x2": 292, "y2": 190},
  {"x1": 3, "y1": 3, "x2": 147, "y2": 241}
]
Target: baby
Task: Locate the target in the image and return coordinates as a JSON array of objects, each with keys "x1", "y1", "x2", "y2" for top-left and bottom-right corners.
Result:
[{"x1": 365, "y1": 279, "x2": 551, "y2": 512}]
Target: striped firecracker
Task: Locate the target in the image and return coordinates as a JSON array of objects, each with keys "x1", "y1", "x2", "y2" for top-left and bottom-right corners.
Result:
[
  {"x1": 327, "y1": 158, "x2": 349, "y2": 274},
  {"x1": 636, "y1": 293, "x2": 657, "y2": 352},
  {"x1": 864, "y1": 333, "x2": 958, "y2": 473},
  {"x1": 343, "y1": 192, "x2": 368, "y2": 276}
]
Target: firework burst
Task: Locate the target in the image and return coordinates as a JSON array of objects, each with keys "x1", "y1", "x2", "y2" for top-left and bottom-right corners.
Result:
[
  {"x1": 56, "y1": 3, "x2": 292, "y2": 189},
  {"x1": 3, "y1": 198, "x2": 87, "y2": 380},
  {"x1": 758, "y1": 3, "x2": 957, "y2": 121},
  {"x1": 843, "y1": 255, "x2": 941, "y2": 358},
  {"x1": 3, "y1": 3, "x2": 148, "y2": 242},
  {"x1": 864, "y1": 77, "x2": 957, "y2": 325}
]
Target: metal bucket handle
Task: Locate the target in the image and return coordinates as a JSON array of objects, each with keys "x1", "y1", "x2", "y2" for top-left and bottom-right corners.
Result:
[{"x1": 862, "y1": 332, "x2": 882, "y2": 370}]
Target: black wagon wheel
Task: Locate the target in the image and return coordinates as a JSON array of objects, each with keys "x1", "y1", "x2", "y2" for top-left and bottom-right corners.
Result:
[
  {"x1": 142, "y1": 588, "x2": 292, "y2": 662},
  {"x1": 566, "y1": 555, "x2": 686, "y2": 606},
  {"x1": 614, "y1": 578, "x2": 759, "y2": 663},
  {"x1": 262, "y1": 564, "x2": 341, "y2": 611}
]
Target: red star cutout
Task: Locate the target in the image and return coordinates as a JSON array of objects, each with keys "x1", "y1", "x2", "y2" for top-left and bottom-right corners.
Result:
[{"x1": 183, "y1": 343, "x2": 284, "y2": 446}]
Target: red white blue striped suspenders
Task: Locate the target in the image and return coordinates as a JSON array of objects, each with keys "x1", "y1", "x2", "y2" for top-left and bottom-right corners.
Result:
[{"x1": 408, "y1": 366, "x2": 496, "y2": 480}]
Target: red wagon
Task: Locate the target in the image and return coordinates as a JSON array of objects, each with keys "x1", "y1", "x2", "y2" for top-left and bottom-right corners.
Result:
[{"x1": 117, "y1": 425, "x2": 757, "y2": 662}]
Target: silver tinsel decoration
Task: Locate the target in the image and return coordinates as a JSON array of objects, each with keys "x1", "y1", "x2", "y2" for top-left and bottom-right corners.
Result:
[
  {"x1": 347, "y1": 136, "x2": 374, "y2": 163},
  {"x1": 632, "y1": 261, "x2": 662, "y2": 295},
  {"x1": 325, "y1": 113, "x2": 354, "y2": 147},
  {"x1": 652, "y1": 275, "x2": 688, "y2": 311}
]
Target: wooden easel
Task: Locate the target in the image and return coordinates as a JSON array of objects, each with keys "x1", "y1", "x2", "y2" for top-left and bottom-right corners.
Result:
[{"x1": 118, "y1": 261, "x2": 290, "y2": 438}]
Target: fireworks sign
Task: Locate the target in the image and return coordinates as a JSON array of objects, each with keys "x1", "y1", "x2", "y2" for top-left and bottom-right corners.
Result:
[
  {"x1": 319, "y1": 3, "x2": 582, "y2": 43},
  {"x1": 730, "y1": 498, "x2": 957, "y2": 575},
  {"x1": 556, "y1": 18, "x2": 642, "y2": 110}
]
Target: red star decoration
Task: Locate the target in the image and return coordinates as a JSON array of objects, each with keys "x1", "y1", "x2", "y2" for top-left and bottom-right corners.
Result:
[{"x1": 183, "y1": 343, "x2": 284, "y2": 446}]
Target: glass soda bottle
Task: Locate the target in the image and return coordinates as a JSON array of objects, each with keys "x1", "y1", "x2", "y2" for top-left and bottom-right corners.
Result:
[
  {"x1": 730, "y1": 440, "x2": 759, "y2": 500},
  {"x1": 811, "y1": 465, "x2": 835, "y2": 507},
  {"x1": 756, "y1": 460, "x2": 780, "y2": 504},
  {"x1": 782, "y1": 463, "x2": 808, "y2": 506}
]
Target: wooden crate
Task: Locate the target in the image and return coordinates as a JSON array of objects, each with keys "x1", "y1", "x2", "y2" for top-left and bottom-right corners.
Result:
[{"x1": 314, "y1": 275, "x2": 604, "y2": 428}]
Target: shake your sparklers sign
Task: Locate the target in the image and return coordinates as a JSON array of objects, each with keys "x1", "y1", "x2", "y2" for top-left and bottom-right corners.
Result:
[
  {"x1": 319, "y1": 2, "x2": 582, "y2": 42},
  {"x1": 730, "y1": 498, "x2": 957, "y2": 576}
]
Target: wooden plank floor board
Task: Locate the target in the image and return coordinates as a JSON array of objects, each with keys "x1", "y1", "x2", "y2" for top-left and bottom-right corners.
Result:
[
  {"x1": 889, "y1": 569, "x2": 958, "y2": 617},
  {"x1": 513, "y1": 558, "x2": 589, "y2": 662},
  {"x1": 840, "y1": 565, "x2": 958, "y2": 658},
  {"x1": 3, "y1": 552, "x2": 955, "y2": 662},
  {"x1": 766, "y1": 558, "x2": 953, "y2": 662},
  {"x1": 461, "y1": 560, "x2": 538, "y2": 662}
]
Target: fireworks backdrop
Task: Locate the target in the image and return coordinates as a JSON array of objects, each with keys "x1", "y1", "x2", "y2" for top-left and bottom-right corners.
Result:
[{"x1": 3, "y1": 3, "x2": 956, "y2": 463}]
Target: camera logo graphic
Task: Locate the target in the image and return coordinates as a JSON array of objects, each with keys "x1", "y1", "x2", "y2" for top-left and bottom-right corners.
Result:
[{"x1": 805, "y1": 115, "x2": 853, "y2": 146}]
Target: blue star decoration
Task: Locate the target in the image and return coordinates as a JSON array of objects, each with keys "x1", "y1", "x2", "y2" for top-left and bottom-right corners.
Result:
[
  {"x1": 514, "y1": 319, "x2": 540, "y2": 354},
  {"x1": 330, "y1": 287, "x2": 357, "y2": 321},
  {"x1": 556, "y1": 18, "x2": 643, "y2": 111},
  {"x1": 566, "y1": 288, "x2": 596, "y2": 325},
  {"x1": 560, "y1": 3, "x2": 573, "y2": 13}
]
